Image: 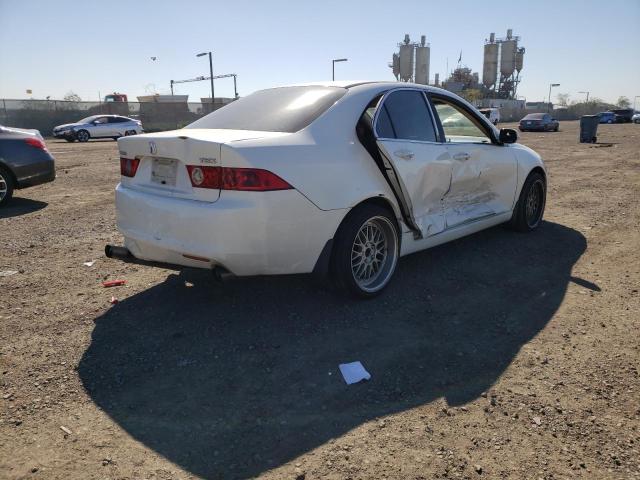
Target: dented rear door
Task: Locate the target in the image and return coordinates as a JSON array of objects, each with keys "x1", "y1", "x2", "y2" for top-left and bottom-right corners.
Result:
[{"x1": 373, "y1": 89, "x2": 451, "y2": 239}]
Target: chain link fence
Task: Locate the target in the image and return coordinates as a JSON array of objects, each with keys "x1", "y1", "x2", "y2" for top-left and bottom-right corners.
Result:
[{"x1": 0, "y1": 99, "x2": 217, "y2": 136}]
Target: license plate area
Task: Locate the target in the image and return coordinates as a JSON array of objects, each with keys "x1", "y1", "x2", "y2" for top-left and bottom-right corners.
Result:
[{"x1": 151, "y1": 158, "x2": 177, "y2": 186}]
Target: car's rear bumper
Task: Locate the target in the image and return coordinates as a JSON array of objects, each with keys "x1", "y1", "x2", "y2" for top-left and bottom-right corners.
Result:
[
  {"x1": 114, "y1": 183, "x2": 346, "y2": 276},
  {"x1": 16, "y1": 157, "x2": 56, "y2": 188}
]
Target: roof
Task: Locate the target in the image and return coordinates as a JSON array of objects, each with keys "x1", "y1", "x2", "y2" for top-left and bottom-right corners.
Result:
[{"x1": 276, "y1": 80, "x2": 450, "y2": 95}]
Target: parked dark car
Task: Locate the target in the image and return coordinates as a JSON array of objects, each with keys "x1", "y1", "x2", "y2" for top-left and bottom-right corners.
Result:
[
  {"x1": 0, "y1": 126, "x2": 55, "y2": 207},
  {"x1": 598, "y1": 112, "x2": 622, "y2": 124},
  {"x1": 610, "y1": 109, "x2": 634, "y2": 123},
  {"x1": 519, "y1": 113, "x2": 559, "y2": 132}
]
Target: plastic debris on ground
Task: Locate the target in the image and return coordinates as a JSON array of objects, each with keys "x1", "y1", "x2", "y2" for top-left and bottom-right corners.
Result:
[
  {"x1": 0, "y1": 270, "x2": 19, "y2": 277},
  {"x1": 110, "y1": 296, "x2": 118, "y2": 305},
  {"x1": 83, "y1": 260, "x2": 96, "y2": 267},
  {"x1": 102, "y1": 279, "x2": 126, "y2": 287},
  {"x1": 339, "y1": 361, "x2": 371, "y2": 385}
]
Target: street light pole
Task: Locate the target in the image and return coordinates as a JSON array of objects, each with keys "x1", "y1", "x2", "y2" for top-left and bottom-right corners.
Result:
[
  {"x1": 332, "y1": 58, "x2": 348, "y2": 81},
  {"x1": 197, "y1": 51, "x2": 214, "y2": 110},
  {"x1": 634, "y1": 96, "x2": 640, "y2": 111},
  {"x1": 578, "y1": 91, "x2": 590, "y2": 102},
  {"x1": 548, "y1": 83, "x2": 560, "y2": 112}
]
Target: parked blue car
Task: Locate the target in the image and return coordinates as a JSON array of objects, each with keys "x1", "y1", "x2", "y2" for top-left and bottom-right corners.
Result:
[{"x1": 598, "y1": 112, "x2": 621, "y2": 124}]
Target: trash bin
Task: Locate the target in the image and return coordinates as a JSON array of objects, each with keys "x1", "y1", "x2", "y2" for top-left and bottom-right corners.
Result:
[{"x1": 579, "y1": 115, "x2": 599, "y2": 143}]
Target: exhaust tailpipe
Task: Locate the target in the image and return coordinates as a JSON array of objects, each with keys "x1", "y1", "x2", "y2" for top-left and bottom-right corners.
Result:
[{"x1": 105, "y1": 244, "x2": 132, "y2": 259}]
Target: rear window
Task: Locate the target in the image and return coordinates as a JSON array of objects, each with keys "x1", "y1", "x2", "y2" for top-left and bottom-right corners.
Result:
[
  {"x1": 523, "y1": 113, "x2": 544, "y2": 120},
  {"x1": 186, "y1": 86, "x2": 346, "y2": 133}
]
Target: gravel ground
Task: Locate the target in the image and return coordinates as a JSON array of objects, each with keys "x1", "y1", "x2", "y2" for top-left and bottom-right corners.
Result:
[{"x1": 1, "y1": 121, "x2": 639, "y2": 479}]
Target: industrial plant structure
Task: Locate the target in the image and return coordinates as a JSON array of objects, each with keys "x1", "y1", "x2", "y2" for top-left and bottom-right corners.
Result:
[
  {"x1": 390, "y1": 34, "x2": 430, "y2": 85},
  {"x1": 389, "y1": 29, "x2": 525, "y2": 101},
  {"x1": 482, "y1": 29, "x2": 525, "y2": 99}
]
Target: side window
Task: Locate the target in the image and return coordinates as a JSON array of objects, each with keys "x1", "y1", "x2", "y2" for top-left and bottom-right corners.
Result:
[
  {"x1": 94, "y1": 117, "x2": 108, "y2": 124},
  {"x1": 432, "y1": 98, "x2": 491, "y2": 144},
  {"x1": 376, "y1": 90, "x2": 437, "y2": 142}
]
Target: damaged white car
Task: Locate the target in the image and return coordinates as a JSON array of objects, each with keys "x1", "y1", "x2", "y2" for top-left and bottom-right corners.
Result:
[{"x1": 106, "y1": 82, "x2": 546, "y2": 297}]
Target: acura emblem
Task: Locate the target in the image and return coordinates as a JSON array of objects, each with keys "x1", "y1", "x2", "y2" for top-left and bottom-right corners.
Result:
[{"x1": 149, "y1": 141, "x2": 157, "y2": 155}]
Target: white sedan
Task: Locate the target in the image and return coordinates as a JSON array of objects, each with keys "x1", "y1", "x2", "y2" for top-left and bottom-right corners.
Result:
[{"x1": 106, "y1": 81, "x2": 546, "y2": 297}]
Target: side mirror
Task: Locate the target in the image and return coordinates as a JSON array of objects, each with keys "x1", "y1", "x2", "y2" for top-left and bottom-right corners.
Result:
[{"x1": 499, "y1": 128, "x2": 517, "y2": 144}]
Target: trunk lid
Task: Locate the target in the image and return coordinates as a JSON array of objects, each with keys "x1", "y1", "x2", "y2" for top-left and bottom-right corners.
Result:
[{"x1": 117, "y1": 129, "x2": 285, "y2": 202}]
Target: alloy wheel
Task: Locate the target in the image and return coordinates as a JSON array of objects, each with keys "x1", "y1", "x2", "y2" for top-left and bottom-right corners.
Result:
[
  {"x1": 350, "y1": 216, "x2": 398, "y2": 293},
  {"x1": 0, "y1": 172, "x2": 7, "y2": 202},
  {"x1": 525, "y1": 179, "x2": 544, "y2": 228}
]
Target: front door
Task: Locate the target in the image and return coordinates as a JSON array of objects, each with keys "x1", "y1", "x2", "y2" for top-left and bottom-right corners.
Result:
[
  {"x1": 431, "y1": 96, "x2": 518, "y2": 229},
  {"x1": 373, "y1": 89, "x2": 451, "y2": 239}
]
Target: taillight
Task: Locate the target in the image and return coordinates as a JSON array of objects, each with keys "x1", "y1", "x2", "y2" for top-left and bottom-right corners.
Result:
[
  {"x1": 25, "y1": 138, "x2": 47, "y2": 150},
  {"x1": 120, "y1": 157, "x2": 140, "y2": 177},
  {"x1": 186, "y1": 166, "x2": 292, "y2": 191}
]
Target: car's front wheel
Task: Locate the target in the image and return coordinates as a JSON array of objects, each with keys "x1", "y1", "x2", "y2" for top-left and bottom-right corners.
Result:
[
  {"x1": 509, "y1": 171, "x2": 546, "y2": 232},
  {"x1": 76, "y1": 130, "x2": 90, "y2": 142},
  {"x1": 0, "y1": 167, "x2": 15, "y2": 207},
  {"x1": 331, "y1": 204, "x2": 399, "y2": 298}
]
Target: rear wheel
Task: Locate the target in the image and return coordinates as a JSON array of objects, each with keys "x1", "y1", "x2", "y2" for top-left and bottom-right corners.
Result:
[
  {"x1": 0, "y1": 167, "x2": 15, "y2": 207},
  {"x1": 76, "y1": 130, "x2": 90, "y2": 142},
  {"x1": 331, "y1": 204, "x2": 399, "y2": 298},
  {"x1": 509, "y1": 171, "x2": 546, "y2": 232}
]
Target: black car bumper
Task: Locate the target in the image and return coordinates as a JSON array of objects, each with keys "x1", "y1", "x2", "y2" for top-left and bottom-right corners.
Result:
[{"x1": 16, "y1": 158, "x2": 56, "y2": 188}]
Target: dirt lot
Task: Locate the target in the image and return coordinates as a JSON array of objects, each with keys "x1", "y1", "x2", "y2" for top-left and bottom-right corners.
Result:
[{"x1": 1, "y1": 121, "x2": 639, "y2": 480}]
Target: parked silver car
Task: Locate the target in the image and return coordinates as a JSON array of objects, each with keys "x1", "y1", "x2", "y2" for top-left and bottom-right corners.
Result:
[{"x1": 53, "y1": 115, "x2": 143, "y2": 142}]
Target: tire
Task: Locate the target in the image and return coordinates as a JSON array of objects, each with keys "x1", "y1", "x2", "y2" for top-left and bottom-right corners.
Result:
[
  {"x1": 554, "y1": 125, "x2": 559, "y2": 132},
  {"x1": 607, "y1": 120, "x2": 612, "y2": 124},
  {"x1": 634, "y1": 119, "x2": 640, "y2": 124},
  {"x1": 65, "y1": 138, "x2": 75, "y2": 143},
  {"x1": 124, "y1": 130, "x2": 136, "y2": 136},
  {"x1": 0, "y1": 166, "x2": 15, "y2": 207},
  {"x1": 509, "y1": 171, "x2": 546, "y2": 232},
  {"x1": 330, "y1": 204, "x2": 399, "y2": 298},
  {"x1": 76, "y1": 129, "x2": 90, "y2": 142}
]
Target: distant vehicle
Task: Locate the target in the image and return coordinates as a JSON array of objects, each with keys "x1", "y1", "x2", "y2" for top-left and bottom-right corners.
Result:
[
  {"x1": 104, "y1": 92, "x2": 128, "y2": 102},
  {"x1": 519, "y1": 113, "x2": 559, "y2": 132},
  {"x1": 478, "y1": 107, "x2": 500, "y2": 125},
  {"x1": 0, "y1": 126, "x2": 55, "y2": 207},
  {"x1": 53, "y1": 115, "x2": 143, "y2": 142},
  {"x1": 598, "y1": 112, "x2": 621, "y2": 124},
  {"x1": 632, "y1": 113, "x2": 640, "y2": 124},
  {"x1": 105, "y1": 81, "x2": 546, "y2": 297},
  {"x1": 610, "y1": 109, "x2": 634, "y2": 123}
]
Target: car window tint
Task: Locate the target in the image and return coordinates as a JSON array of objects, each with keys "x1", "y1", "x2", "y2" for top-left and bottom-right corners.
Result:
[
  {"x1": 379, "y1": 90, "x2": 436, "y2": 142},
  {"x1": 432, "y1": 99, "x2": 491, "y2": 143},
  {"x1": 376, "y1": 105, "x2": 395, "y2": 138},
  {"x1": 187, "y1": 86, "x2": 346, "y2": 133}
]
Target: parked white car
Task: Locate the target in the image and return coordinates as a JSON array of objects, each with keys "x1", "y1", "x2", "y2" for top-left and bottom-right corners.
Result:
[
  {"x1": 478, "y1": 107, "x2": 500, "y2": 125},
  {"x1": 53, "y1": 115, "x2": 143, "y2": 142},
  {"x1": 106, "y1": 81, "x2": 546, "y2": 297}
]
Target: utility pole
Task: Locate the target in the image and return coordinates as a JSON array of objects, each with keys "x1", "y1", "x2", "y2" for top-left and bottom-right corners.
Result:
[
  {"x1": 332, "y1": 58, "x2": 348, "y2": 81},
  {"x1": 197, "y1": 51, "x2": 214, "y2": 109},
  {"x1": 578, "y1": 91, "x2": 590, "y2": 102},
  {"x1": 548, "y1": 83, "x2": 560, "y2": 112}
]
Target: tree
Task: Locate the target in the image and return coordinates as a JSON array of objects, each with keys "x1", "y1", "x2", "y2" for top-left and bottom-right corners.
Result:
[
  {"x1": 63, "y1": 91, "x2": 82, "y2": 102},
  {"x1": 616, "y1": 96, "x2": 630, "y2": 108},
  {"x1": 556, "y1": 93, "x2": 570, "y2": 107}
]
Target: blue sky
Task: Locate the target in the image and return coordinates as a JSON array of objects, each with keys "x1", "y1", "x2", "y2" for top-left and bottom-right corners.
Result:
[{"x1": 1, "y1": 0, "x2": 638, "y2": 106}]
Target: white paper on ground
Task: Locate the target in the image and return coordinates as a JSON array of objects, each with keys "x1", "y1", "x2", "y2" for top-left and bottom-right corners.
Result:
[
  {"x1": 83, "y1": 261, "x2": 96, "y2": 267},
  {"x1": 339, "y1": 361, "x2": 371, "y2": 385}
]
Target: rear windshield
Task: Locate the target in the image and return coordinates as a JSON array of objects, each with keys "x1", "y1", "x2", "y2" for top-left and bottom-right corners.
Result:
[
  {"x1": 523, "y1": 113, "x2": 544, "y2": 120},
  {"x1": 186, "y1": 86, "x2": 346, "y2": 133}
]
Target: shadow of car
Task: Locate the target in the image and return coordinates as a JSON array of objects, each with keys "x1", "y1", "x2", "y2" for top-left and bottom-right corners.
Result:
[{"x1": 79, "y1": 221, "x2": 587, "y2": 479}]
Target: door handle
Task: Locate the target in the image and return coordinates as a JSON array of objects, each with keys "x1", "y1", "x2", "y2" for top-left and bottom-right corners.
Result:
[
  {"x1": 394, "y1": 149, "x2": 414, "y2": 160},
  {"x1": 453, "y1": 152, "x2": 470, "y2": 161}
]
